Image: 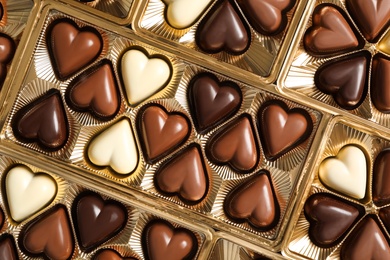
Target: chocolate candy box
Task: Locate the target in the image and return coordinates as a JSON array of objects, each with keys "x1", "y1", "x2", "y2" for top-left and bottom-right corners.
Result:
[{"x1": 0, "y1": 0, "x2": 388, "y2": 259}]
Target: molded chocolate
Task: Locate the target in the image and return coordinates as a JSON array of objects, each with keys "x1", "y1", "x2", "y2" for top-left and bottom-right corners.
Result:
[
  {"x1": 0, "y1": 235, "x2": 18, "y2": 260},
  {"x1": 0, "y1": 33, "x2": 15, "y2": 87},
  {"x1": 93, "y1": 249, "x2": 137, "y2": 260},
  {"x1": 371, "y1": 55, "x2": 390, "y2": 113},
  {"x1": 373, "y1": 149, "x2": 390, "y2": 206}
]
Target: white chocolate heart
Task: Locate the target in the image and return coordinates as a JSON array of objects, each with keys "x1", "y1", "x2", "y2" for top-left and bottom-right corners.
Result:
[
  {"x1": 88, "y1": 119, "x2": 138, "y2": 174},
  {"x1": 121, "y1": 49, "x2": 171, "y2": 105},
  {"x1": 6, "y1": 165, "x2": 57, "y2": 222},
  {"x1": 162, "y1": 0, "x2": 212, "y2": 29},
  {"x1": 319, "y1": 145, "x2": 367, "y2": 199}
]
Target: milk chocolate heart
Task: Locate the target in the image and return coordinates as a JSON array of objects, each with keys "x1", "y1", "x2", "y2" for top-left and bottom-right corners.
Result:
[
  {"x1": 66, "y1": 61, "x2": 120, "y2": 120},
  {"x1": 373, "y1": 149, "x2": 390, "y2": 206},
  {"x1": 341, "y1": 216, "x2": 390, "y2": 259},
  {"x1": 188, "y1": 72, "x2": 242, "y2": 133},
  {"x1": 196, "y1": 0, "x2": 250, "y2": 55},
  {"x1": 304, "y1": 193, "x2": 362, "y2": 247},
  {"x1": 258, "y1": 101, "x2": 312, "y2": 160},
  {"x1": 93, "y1": 249, "x2": 137, "y2": 260},
  {"x1": 371, "y1": 55, "x2": 390, "y2": 113},
  {"x1": 155, "y1": 146, "x2": 207, "y2": 203},
  {"x1": 0, "y1": 235, "x2": 18, "y2": 260},
  {"x1": 142, "y1": 219, "x2": 198, "y2": 260},
  {"x1": 73, "y1": 192, "x2": 127, "y2": 252},
  {"x1": 207, "y1": 116, "x2": 259, "y2": 173},
  {"x1": 346, "y1": 0, "x2": 390, "y2": 42},
  {"x1": 20, "y1": 206, "x2": 74, "y2": 260},
  {"x1": 224, "y1": 171, "x2": 279, "y2": 230},
  {"x1": 47, "y1": 19, "x2": 102, "y2": 80},
  {"x1": 12, "y1": 89, "x2": 68, "y2": 150},
  {"x1": 0, "y1": 33, "x2": 15, "y2": 87},
  {"x1": 236, "y1": 0, "x2": 295, "y2": 35},
  {"x1": 304, "y1": 4, "x2": 360, "y2": 56},
  {"x1": 315, "y1": 52, "x2": 369, "y2": 110},
  {"x1": 138, "y1": 105, "x2": 190, "y2": 163}
]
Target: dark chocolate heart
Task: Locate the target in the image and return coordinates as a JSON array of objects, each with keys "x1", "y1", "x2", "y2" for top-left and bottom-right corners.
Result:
[
  {"x1": 224, "y1": 171, "x2": 279, "y2": 230},
  {"x1": 12, "y1": 89, "x2": 68, "y2": 150},
  {"x1": 47, "y1": 19, "x2": 102, "y2": 80},
  {"x1": 0, "y1": 33, "x2": 15, "y2": 87},
  {"x1": 138, "y1": 105, "x2": 190, "y2": 163},
  {"x1": 196, "y1": 0, "x2": 250, "y2": 55},
  {"x1": 371, "y1": 55, "x2": 390, "y2": 113},
  {"x1": 155, "y1": 146, "x2": 207, "y2": 203},
  {"x1": 93, "y1": 249, "x2": 136, "y2": 260},
  {"x1": 341, "y1": 216, "x2": 390, "y2": 259},
  {"x1": 207, "y1": 115, "x2": 258, "y2": 173},
  {"x1": 304, "y1": 193, "x2": 361, "y2": 247},
  {"x1": 66, "y1": 61, "x2": 120, "y2": 120},
  {"x1": 188, "y1": 73, "x2": 242, "y2": 133},
  {"x1": 142, "y1": 219, "x2": 198, "y2": 260},
  {"x1": 304, "y1": 4, "x2": 360, "y2": 56},
  {"x1": 346, "y1": 0, "x2": 390, "y2": 42},
  {"x1": 236, "y1": 0, "x2": 295, "y2": 35},
  {"x1": 258, "y1": 101, "x2": 312, "y2": 160},
  {"x1": 0, "y1": 235, "x2": 18, "y2": 260},
  {"x1": 373, "y1": 149, "x2": 390, "y2": 206},
  {"x1": 20, "y1": 206, "x2": 74, "y2": 260},
  {"x1": 73, "y1": 192, "x2": 127, "y2": 252},
  {"x1": 315, "y1": 52, "x2": 369, "y2": 110}
]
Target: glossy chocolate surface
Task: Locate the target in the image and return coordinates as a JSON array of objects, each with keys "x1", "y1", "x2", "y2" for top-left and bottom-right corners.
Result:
[
  {"x1": 138, "y1": 105, "x2": 190, "y2": 163},
  {"x1": 188, "y1": 72, "x2": 242, "y2": 133},
  {"x1": 0, "y1": 235, "x2": 18, "y2": 260},
  {"x1": 258, "y1": 100, "x2": 313, "y2": 160},
  {"x1": 20, "y1": 206, "x2": 74, "y2": 260},
  {"x1": 13, "y1": 89, "x2": 68, "y2": 150},
  {"x1": 0, "y1": 33, "x2": 15, "y2": 87},
  {"x1": 346, "y1": 0, "x2": 390, "y2": 42},
  {"x1": 341, "y1": 216, "x2": 390, "y2": 259},
  {"x1": 196, "y1": 0, "x2": 250, "y2": 55},
  {"x1": 47, "y1": 19, "x2": 102, "y2": 80},
  {"x1": 373, "y1": 149, "x2": 390, "y2": 206},
  {"x1": 93, "y1": 249, "x2": 136, "y2": 260},
  {"x1": 236, "y1": 0, "x2": 295, "y2": 35},
  {"x1": 66, "y1": 61, "x2": 120, "y2": 120},
  {"x1": 315, "y1": 52, "x2": 369, "y2": 110},
  {"x1": 304, "y1": 4, "x2": 360, "y2": 56},
  {"x1": 371, "y1": 55, "x2": 390, "y2": 113},
  {"x1": 155, "y1": 145, "x2": 208, "y2": 203},
  {"x1": 224, "y1": 171, "x2": 279, "y2": 230},
  {"x1": 207, "y1": 115, "x2": 258, "y2": 173},
  {"x1": 142, "y1": 219, "x2": 198, "y2": 260},
  {"x1": 73, "y1": 192, "x2": 127, "y2": 251},
  {"x1": 304, "y1": 193, "x2": 361, "y2": 247}
]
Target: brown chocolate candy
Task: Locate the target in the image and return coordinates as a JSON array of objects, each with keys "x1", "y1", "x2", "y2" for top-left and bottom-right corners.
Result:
[
  {"x1": 20, "y1": 205, "x2": 74, "y2": 260},
  {"x1": 373, "y1": 149, "x2": 390, "y2": 206},
  {"x1": 224, "y1": 171, "x2": 279, "y2": 230},
  {"x1": 66, "y1": 60, "x2": 120, "y2": 120},
  {"x1": 142, "y1": 219, "x2": 198, "y2": 260},
  {"x1": 0, "y1": 33, "x2": 15, "y2": 87},
  {"x1": 196, "y1": 0, "x2": 250, "y2": 55},
  {"x1": 341, "y1": 216, "x2": 390, "y2": 259},
  {"x1": 188, "y1": 72, "x2": 242, "y2": 133},
  {"x1": 0, "y1": 207, "x2": 3, "y2": 229},
  {"x1": 0, "y1": 3, "x2": 3, "y2": 21},
  {"x1": 207, "y1": 115, "x2": 259, "y2": 173},
  {"x1": 0, "y1": 235, "x2": 18, "y2": 260},
  {"x1": 93, "y1": 249, "x2": 137, "y2": 260},
  {"x1": 72, "y1": 191, "x2": 127, "y2": 252},
  {"x1": 304, "y1": 193, "x2": 362, "y2": 247},
  {"x1": 12, "y1": 89, "x2": 68, "y2": 150},
  {"x1": 258, "y1": 100, "x2": 312, "y2": 160},
  {"x1": 379, "y1": 207, "x2": 390, "y2": 235},
  {"x1": 371, "y1": 54, "x2": 390, "y2": 113},
  {"x1": 155, "y1": 145, "x2": 208, "y2": 203},
  {"x1": 236, "y1": 0, "x2": 295, "y2": 35},
  {"x1": 304, "y1": 4, "x2": 360, "y2": 57},
  {"x1": 346, "y1": 0, "x2": 390, "y2": 42},
  {"x1": 138, "y1": 104, "x2": 190, "y2": 163},
  {"x1": 315, "y1": 52, "x2": 370, "y2": 110},
  {"x1": 47, "y1": 18, "x2": 102, "y2": 80}
]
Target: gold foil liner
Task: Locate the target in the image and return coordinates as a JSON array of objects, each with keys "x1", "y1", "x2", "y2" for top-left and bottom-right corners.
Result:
[
  {"x1": 279, "y1": 0, "x2": 390, "y2": 128},
  {"x1": 134, "y1": 0, "x2": 301, "y2": 81}
]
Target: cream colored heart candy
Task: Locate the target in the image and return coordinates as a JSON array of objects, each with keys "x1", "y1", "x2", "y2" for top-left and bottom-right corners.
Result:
[
  {"x1": 87, "y1": 118, "x2": 138, "y2": 174},
  {"x1": 319, "y1": 145, "x2": 367, "y2": 199},
  {"x1": 6, "y1": 165, "x2": 57, "y2": 222},
  {"x1": 121, "y1": 49, "x2": 171, "y2": 105},
  {"x1": 162, "y1": 0, "x2": 212, "y2": 29}
]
